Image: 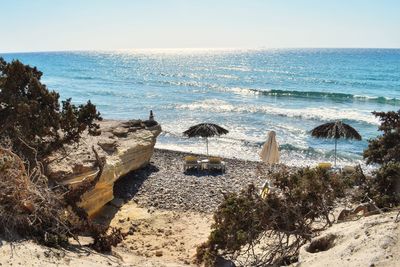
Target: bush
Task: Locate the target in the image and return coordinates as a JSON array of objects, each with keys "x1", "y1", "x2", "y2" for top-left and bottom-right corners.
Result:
[
  {"x1": 196, "y1": 167, "x2": 347, "y2": 267},
  {"x1": 0, "y1": 58, "x2": 126, "y2": 252},
  {"x1": 0, "y1": 148, "x2": 74, "y2": 244},
  {"x1": 360, "y1": 163, "x2": 400, "y2": 208},
  {"x1": 362, "y1": 110, "x2": 400, "y2": 208},
  {"x1": 364, "y1": 110, "x2": 400, "y2": 165},
  {"x1": 0, "y1": 147, "x2": 126, "y2": 252},
  {"x1": 0, "y1": 57, "x2": 102, "y2": 164}
]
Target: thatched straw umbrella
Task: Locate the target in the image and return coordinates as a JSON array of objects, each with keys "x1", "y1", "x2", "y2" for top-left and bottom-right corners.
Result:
[
  {"x1": 311, "y1": 120, "x2": 361, "y2": 166},
  {"x1": 183, "y1": 123, "x2": 229, "y2": 155}
]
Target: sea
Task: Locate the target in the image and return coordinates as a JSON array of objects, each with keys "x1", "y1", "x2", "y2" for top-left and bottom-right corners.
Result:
[{"x1": 1, "y1": 49, "x2": 399, "y2": 167}]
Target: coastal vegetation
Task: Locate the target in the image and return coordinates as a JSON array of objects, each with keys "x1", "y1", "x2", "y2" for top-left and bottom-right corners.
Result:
[
  {"x1": 0, "y1": 57, "x2": 101, "y2": 165},
  {"x1": 195, "y1": 167, "x2": 349, "y2": 266},
  {"x1": 361, "y1": 110, "x2": 400, "y2": 208},
  {"x1": 0, "y1": 58, "x2": 125, "y2": 252}
]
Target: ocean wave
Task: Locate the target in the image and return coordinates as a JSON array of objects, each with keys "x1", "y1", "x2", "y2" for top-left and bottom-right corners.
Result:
[
  {"x1": 159, "y1": 80, "x2": 219, "y2": 89},
  {"x1": 72, "y1": 75, "x2": 96, "y2": 80},
  {"x1": 245, "y1": 89, "x2": 400, "y2": 104},
  {"x1": 156, "y1": 79, "x2": 399, "y2": 104},
  {"x1": 279, "y1": 144, "x2": 362, "y2": 161},
  {"x1": 174, "y1": 99, "x2": 379, "y2": 125},
  {"x1": 217, "y1": 66, "x2": 252, "y2": 72},
  {"x1": 82, "y1": 89, "x2": 134, "y2": 98}
]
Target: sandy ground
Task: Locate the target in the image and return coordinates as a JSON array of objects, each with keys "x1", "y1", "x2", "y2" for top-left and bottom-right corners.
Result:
[
  {"x1": 297, "y1": 211, "x2": 400, "y2": 267},
  {"x1": 2, "y1": 210, "x2": 399, "y2": 267},
  {"x1": 0, "y1": 238, "x2": 122, "y2": 267},
  {"x1": 110, "y1": 203, "x2": 212, "y2": 266},
  {"x1": 0, "y1": 207, "x2": 211, "y2": 267},
  {"x1": 0, "y1": 204, "x2": 212, "y2": 267}
]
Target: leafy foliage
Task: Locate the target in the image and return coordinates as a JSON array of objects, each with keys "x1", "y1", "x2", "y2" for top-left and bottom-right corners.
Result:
[
  {"x1": 360, "y1": 162, "x2": 400, "y2": 208},
  {"x1": 0, "y1": 58, "x2": 125, "y2": 253},
  {"x1": 364, "y1": 110, "x2": 400, "y2": 164},
  {"x1": 0, "y1": 57, "x2": 101, "y2": 163},
  {"x1": 196, "y1": 167, "x2": 347, "y2": 267},
  {"x1": 362, "y1": 110, "x2": 400, "y2": 208}
]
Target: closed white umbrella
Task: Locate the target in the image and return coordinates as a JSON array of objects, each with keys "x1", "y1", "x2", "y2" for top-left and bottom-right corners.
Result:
[{"x1": 260, "y1": 131, "x2": 279, "y2": 164}]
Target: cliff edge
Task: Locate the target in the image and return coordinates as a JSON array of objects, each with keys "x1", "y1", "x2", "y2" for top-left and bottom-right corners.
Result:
[{"x1": 46, "y1": 119, "x2": 161, "y2": 217}]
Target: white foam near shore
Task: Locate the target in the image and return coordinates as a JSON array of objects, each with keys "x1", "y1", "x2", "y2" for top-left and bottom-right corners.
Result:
[
  {"x1": 174, "y1": 99, "x2": 379, "y2": 125},
  {"x1": 157, "y1": 120, "x2": 371, "y2": 171}
]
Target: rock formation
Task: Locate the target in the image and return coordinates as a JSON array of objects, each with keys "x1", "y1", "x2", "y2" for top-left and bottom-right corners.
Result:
[{"x1": 46, "y1": 120, "x2": 161, "y2": 217}]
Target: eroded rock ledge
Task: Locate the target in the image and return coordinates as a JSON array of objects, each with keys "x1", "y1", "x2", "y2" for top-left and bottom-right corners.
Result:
[{"x1": 46, "y1": 120, "x2": 161, "y2": 217}]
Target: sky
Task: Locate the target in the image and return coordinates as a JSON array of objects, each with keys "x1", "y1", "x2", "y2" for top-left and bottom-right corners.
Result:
[{"x1": 1, "y1": 0, "x2": 399, "y2": 53}]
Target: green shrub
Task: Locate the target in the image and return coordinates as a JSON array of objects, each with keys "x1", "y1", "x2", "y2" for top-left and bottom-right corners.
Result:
[
  {"x1": 0, "y1": 57, "x2": 101, "y2": 164},
  {"x1": 196, "y1": 167, "x2": 347, "y2": 267},
  {"x1": 361, "y1": 163, "x2": 400, "y2": 208},
  {"x1": 362, "y1": 110, "x2": 400, "y2": 208},
  {"x1": 364, "y1": 110, "x2": 400, "y2": 165},
  {"x1": 0, "y1": 59, "x2": 127, "y2": 253}
]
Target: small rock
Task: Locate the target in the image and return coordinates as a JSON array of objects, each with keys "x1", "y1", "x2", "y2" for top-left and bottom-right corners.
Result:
[
  {"x1": 128, "y1": 228, "x2": 135, "y2": 235},
  {"x1": 128, "y1": 126, "x2": 143, "y2": 132},
  {"x1": 165, "y1": 230, "x2": 173, "y2": 236},
  {"x1": 155, "y1": 250, "x2": 163, "y2": 257},
  {"x1": 98, "y1": 140, "x2": 117, "y2": 153},
  {"x1": 112, "y1": 127, "x2": 129, "y2": 137}
]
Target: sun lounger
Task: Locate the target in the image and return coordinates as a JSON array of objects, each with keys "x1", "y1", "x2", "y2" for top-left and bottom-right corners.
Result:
[
  {"x1": 206, "y1": 157, "x2": 226, "y2": 172},
  {"x1": 183, "y1": 156, "x2": 200, "y2": 171},
  {"x1": 318, "y1": 162, "x2": 332, "y2": 169},
  {"x1": 342, "y1": 165, "x2": 356, "y2": 174}
]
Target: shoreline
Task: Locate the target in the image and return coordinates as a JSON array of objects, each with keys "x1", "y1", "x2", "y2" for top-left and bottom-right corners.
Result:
[
  {"x1": 154, "y1": 146, "x2": 261, "y2": 163},
  {"x1": 100, "y1": 119, "x2": 369, "y2": 169}
]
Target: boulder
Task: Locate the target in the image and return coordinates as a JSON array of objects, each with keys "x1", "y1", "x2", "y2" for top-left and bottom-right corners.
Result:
[{"x1": 46, "y1": 120, "x2": 161, "y2": 217}]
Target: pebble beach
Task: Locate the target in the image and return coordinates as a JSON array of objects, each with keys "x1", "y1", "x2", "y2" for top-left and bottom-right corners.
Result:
[{"x1": 114, "y1": 148, "x2": 279, "y2": 213}]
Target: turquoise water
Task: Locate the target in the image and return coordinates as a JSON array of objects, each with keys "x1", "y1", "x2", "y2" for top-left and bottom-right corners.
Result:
[{"x1": 2, "y1": 49, "x2": 399, "y2": 166}]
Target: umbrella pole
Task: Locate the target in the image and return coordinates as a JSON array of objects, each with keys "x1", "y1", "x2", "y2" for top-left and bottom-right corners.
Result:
[
  {"x1": 206, "y1": 137, "x2": 209, "y2": 156},
  {"x1": 334, "y1": 138, "x2": 337, "y2": 167}
]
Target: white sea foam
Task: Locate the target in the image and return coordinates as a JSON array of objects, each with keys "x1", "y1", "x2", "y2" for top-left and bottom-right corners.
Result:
[{"x1": 174, "y1": 99, "x2": 379, "y2": 125}]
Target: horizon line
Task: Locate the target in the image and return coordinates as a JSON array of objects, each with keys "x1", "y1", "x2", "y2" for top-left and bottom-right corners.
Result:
[{"x1": 1, "y1": 46, "x2": 400, "y2": 54}]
